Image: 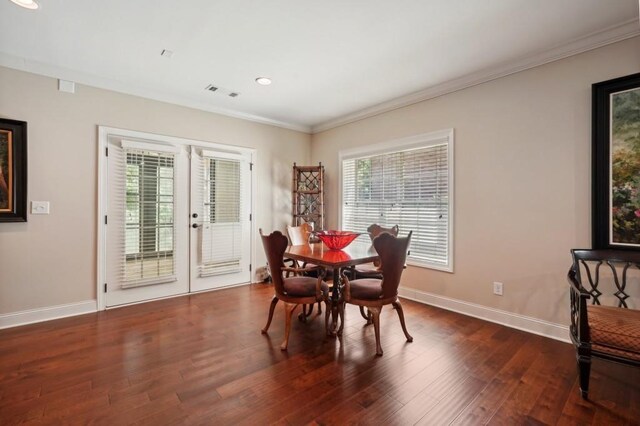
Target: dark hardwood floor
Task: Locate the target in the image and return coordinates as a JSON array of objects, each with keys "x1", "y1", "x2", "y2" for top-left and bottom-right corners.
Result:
[{"x1": 0, "y1": 284, "x2": 638, "y2": 425}]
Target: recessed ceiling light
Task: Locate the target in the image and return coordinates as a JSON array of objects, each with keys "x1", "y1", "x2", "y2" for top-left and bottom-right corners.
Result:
[
  {"x1": 255, "y1": 77, "x2": 272, "y2": 86},
  {"x1": 9, "y1": 0, "x2": 39, "y2": 9}
]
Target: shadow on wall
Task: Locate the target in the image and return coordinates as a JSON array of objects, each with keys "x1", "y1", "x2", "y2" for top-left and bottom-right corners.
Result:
[{"x1": 271, "y1": 158, "x2": 292, "y2": 232}]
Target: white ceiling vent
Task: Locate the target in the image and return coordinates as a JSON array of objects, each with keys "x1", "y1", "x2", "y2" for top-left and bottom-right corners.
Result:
[{"x1": 205, "y1": 84, "x2": 239, "y2": 98}]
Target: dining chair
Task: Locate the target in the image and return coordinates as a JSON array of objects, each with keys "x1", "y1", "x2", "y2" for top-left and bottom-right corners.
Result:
[
  {"x1": 351, "y1": 224, "x2": 399, "y2": 321},
  {"x1": 342, "y1": 231, "x2": 413, "y2": 356},
  {"x1": 260, "y1": 229, "x2": 329, "y2": 350},
  {"x1": 352, "y1": 224, "x2": 400, "y2": 279},
  {"x1": 287, "y1": 222, "x2": 313, "y2": 245},
  {"x1": 286, "y1": 222, "x2": 323, "y2": 319}
]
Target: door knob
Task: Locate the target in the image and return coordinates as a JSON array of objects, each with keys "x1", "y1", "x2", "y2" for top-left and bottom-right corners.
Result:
[
  {"x1": 192, "y1": 213, "x2": 198, "y2": 218},
  {"x1": 192, "y1": 223, "x2": 199, "y2": 229}
]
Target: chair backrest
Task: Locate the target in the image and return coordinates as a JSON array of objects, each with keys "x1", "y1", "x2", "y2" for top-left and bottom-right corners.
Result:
[
  {"x1": 260, "y1": 229, "x2": 289, "y2": 296},
  {"x1": 287, "y1": 222, "x2": 313, "y2": 245},
  {"x1": 374, "y1": 231, "x2": 412, "y2": 299},
  {"x1": 571, "y1": 249, "x2": 640, "y2": 308},
  {"x1": 367, "y1": 224, "x2": 399, "y2": 242},
  {"x1": 367, "y1": 224, "x2": 399, "y2": 267}
]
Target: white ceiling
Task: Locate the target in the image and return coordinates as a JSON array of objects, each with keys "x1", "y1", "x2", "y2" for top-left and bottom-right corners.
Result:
[{"x1": 0, "y1": 0, "x2": 638, "y2": 133}]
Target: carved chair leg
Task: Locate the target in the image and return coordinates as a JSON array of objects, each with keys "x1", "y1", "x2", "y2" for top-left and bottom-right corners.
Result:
[
  {"x1": 317, "y1": 301, "x2": 322, "y2": 314},
  {"x1": 281, "y1": 303, "x2": 298, "y2": 351},
  {"x1": 577, "y1": 353, "x2": 591, "y2": 399},
  {"x1": 298, "y1": 304, "x2": 314, "y2": 323},
  {"x1": 261, "y1": 295, "x2": 279, "y2": 334},
  {"x1": 369, "y1": 307, "x2": 383, "y2": 356},
  {"x1": 324, "y1": 300, "x2": 332, "y2": 336},
  {"x1": 359, "y1": 306, "x2": 369, "y2": 320},
  {"x1": 392, "y1": 300, "x2": 413, "y2": 342}
]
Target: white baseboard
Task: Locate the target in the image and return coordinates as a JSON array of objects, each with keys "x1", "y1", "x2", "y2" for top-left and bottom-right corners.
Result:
[
  {"x1": 0, "y1": 300, "x2": 97, "y2": 330},
  {"x1": 398, "y1": 287, "x2": 570, "y2": 343}
]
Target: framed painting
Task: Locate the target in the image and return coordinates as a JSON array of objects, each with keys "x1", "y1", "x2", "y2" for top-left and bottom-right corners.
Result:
[
  {"x1": 0, "y1": 118, "x2": 27, "y2": 222},
  {"x1": 593, "y1": 73, "x2": 640, "y2": 249}
]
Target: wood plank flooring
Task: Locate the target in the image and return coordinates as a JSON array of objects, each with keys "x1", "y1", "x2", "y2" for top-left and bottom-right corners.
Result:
[{"x1": 0, "y1": 283, "x2": 638, "y2": 425}]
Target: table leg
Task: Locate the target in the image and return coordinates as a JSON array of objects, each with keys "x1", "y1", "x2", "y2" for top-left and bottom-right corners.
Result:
[{"x1": 329, "y1": 267, "x2": 345, "y2": 336}]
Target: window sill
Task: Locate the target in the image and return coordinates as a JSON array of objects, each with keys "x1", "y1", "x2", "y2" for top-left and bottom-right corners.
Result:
[{"x1": 406, "y1": 259, "x2": 454, "y2": 273}]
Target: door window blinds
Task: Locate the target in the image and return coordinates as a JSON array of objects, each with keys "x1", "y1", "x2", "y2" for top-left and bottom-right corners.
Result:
[
  {"x1": 122, "y1": 149, "x2": 176, "y2": 287},
  {"x1": 198, "y1": 156, "x2": 243, "y2": 277},
  {"x1": 342, "y1": 134, "x2": 452, "y2": 270}
]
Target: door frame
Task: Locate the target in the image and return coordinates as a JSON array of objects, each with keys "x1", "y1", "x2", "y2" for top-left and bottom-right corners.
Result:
[{"x1": 97, "y1": 126, "x2": 257, "y2": 311}]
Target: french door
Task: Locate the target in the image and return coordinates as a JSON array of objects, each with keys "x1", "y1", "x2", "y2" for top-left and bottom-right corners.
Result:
[
  {"x1": 103, "y1": 133, "x2": 252, "y2": 308},
  {"x1": 189, "y1": 147, "x2": 252, "y2": 292}
]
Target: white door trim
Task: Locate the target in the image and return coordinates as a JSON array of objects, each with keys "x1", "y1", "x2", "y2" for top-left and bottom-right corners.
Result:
[{"x1": 97, "y1": 126, "x2": 256, "y2": 311}]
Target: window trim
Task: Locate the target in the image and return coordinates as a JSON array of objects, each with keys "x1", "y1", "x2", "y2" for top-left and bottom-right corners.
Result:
[{"x1": 338, "y1": 129, "x2": 454, "y2": 273}]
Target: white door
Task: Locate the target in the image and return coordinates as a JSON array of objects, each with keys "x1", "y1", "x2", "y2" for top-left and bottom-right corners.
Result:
[
  {"x1": 105, "y1": 137, "x2": 190, "y2": 307},
  {"x1": 189, "y1": 147, "x2": 252, "y2": 292}
]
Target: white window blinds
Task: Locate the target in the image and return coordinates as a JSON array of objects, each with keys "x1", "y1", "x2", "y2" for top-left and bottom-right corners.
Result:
[
  {"x1": 341, "y1": 131, "x2": 453, "y2": 271},
  {"x1": 122, "y1": 148, "x2": 177, "y2": 287},
  {"x1": 197, "y1": 154, "x2": 243, "y2": 277}
]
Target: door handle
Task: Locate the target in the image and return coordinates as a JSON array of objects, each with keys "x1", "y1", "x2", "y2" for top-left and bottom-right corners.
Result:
[{"x1": 192, "y1": 223, "x2": 200, "y2": 229}]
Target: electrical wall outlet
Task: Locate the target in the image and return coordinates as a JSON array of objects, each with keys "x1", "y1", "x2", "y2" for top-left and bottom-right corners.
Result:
[
  {"x1": 493, "y1": 282, "x2": 504, "y2": 296},
  {"x1": 31, "y1": 201, "x2": 50, "y2": 215}
]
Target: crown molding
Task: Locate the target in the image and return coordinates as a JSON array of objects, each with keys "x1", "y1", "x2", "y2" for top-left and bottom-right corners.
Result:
[
  {"x1": 2, "y1": 18, "x2": 637, "y2": 136},
  {"x1": 311, "y1": 19, "x2": 640, "y2": 134},
  {"x1": 0, "y1": 52, "x2": 311, "y2": 134}
]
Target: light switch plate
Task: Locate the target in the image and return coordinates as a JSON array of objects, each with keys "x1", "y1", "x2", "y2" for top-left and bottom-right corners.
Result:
[{"x1": 31, "y1": 201, "x2": 50, "y2": 215}]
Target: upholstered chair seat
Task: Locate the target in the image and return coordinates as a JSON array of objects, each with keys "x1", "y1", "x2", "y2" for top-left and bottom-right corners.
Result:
[
  {"x1": 284, "y1": 277, "x2": 330, "y2": 297},
  {"x1": 588, "y1": 305, "x2": 640, "y2": 361},
  {"x1": 348, "y1": 279, "x2": 383, "y2": 300}
]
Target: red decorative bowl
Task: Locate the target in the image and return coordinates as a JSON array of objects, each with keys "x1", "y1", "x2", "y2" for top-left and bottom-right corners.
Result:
[{"x1": 315, "y1": 230, "x2": 360, "y2": 250}]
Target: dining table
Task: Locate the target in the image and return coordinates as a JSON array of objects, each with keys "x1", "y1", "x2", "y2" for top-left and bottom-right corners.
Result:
[{"x1": 284, "y1": 239, "x2": 379, "y2": 335}]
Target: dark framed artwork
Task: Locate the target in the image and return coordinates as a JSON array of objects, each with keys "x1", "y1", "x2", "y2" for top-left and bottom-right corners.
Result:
[
  {"x1": 593, "y1": 73, "x2": 640, "y2": 249},
  {"x1": 0, "y1": 118, "x2": 27, "y2": 222}
]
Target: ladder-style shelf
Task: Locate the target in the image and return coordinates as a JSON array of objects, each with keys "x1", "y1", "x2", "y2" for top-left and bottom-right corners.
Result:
[{"x1": 292, "y1": 163, "x2": 325, "y2": 230}]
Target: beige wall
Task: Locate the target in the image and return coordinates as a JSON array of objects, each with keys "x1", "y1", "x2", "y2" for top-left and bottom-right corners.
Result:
[
  {"x1": 0, "y1": 66, "x2": 310, "y2": 314},
  {"x1": 311, "y1": 37, "x2": 640, "y2": 326}
]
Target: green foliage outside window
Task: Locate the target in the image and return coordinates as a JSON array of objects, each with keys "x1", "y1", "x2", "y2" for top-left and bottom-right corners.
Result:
[{"x1": 611, "y1": 88, "x2": 640, "y2": 244}]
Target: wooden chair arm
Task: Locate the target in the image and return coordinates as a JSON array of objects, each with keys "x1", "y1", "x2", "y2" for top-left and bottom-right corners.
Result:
[
  {"x1": 567, "y1": 268, "x2": 589, "y2": 298},
  {"x1": 567, "y1": 268, "x2": 591, "y2": 344},
  {"x1": 340, "y1": 270, "x2": 351, "y2": 302}
]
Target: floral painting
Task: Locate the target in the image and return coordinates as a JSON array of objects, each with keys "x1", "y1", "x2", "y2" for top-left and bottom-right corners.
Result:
[
  {"x1": 611, "y1": 87, "x2": 640, "y2": 245},
  {"x1": 0, "y1": 118, "x2": 27, "y2": 222},
  {"x1": 0, "y1": 129, "x2": 12, "y2": 212}
]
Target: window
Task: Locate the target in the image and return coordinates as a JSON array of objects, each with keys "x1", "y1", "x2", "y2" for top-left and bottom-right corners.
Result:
[
  {"x1": 124, "y1": 149, "x2": 176, "y2": 285},
  {"x1": 198, "y1": 154, "x2": 244, "y2": 277},
  {"x1": 341, "y1": 129, "x2": 453, "y2": 271},
  {"x1": 204, "y1": 158, "x2": 241, "y2": 224}
]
